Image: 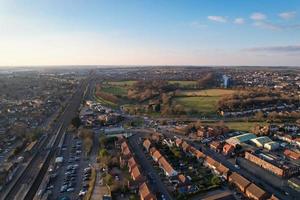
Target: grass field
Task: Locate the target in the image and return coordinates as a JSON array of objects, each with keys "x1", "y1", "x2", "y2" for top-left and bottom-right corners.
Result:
[
  {"x1": 174, "y1": 96, "x2": 219, "y2": 115},
  {"x1": 225, "y1": 122, "x2": 268, "y2": 132},
  {"x1": 173, "y1": 89, "x2": 237, "y2": 115},
  {"x1": 107, "y1": 80, "x2": 137, "y2": 87},
  {"x1": 101, "y1": 86, "x2": 127, "y2": 96},
  {"x1": 176, "y1": 89, "x2": 236, "y2": 97}
]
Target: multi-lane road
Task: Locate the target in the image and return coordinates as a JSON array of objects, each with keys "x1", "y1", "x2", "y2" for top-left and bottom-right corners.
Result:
[{"x1": 1, "y1": 76, "x2": 91, "y2": 200}]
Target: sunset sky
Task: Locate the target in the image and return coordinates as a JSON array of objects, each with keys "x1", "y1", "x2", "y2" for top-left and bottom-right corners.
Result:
[{"x1": 0, "y1": 0, "x2": 300, "y2": 66}]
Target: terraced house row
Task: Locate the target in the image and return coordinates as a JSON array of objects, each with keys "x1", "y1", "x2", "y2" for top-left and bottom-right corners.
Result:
[
  {"x1": 120, "y1": 139, "x2": 156, "y2": 200},
  {"x1": 174, "y1": 138, "x2": 280, "y2": 200}
]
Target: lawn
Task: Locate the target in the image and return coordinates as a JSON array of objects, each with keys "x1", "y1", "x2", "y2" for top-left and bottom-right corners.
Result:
[{"x1": 173, "y1": 96, "x2": 219, "y2": 115}]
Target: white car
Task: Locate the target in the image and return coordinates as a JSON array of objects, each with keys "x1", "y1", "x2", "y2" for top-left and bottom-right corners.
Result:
[{"x1": 67, "y1": 187, "x2": 75, "y2": 192}]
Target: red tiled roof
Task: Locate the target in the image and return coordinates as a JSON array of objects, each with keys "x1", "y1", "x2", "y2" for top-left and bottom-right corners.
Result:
[
  {"x1": 143, "y1": 139, "x2": 152, "y2": 150},
  {"x1": 246, "y1": 183, "x2": 267, "y2": 200},
  {"x1": 152, "y1": 150, "x2": 162, "y2": 161},
  {"x1": 139, "y1": 182, "x2": 156, "y2": 200},
  {"x1": 131, "y1": 166, "x2": 142, "y2": 181},
  {"x1": 158, "y1": 156, "x2": 175, "y2": 175},
  {"x1": 284, "y1": 149, "x2": 300, "y2": 160},
  {"x1": 128, "y1": 157, "x2": 137, "y2": 170}
]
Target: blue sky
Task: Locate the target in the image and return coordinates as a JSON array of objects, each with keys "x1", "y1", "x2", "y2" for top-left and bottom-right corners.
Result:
[{"x1": 0, "y1": 0, "x2": 299, "y2": 66}]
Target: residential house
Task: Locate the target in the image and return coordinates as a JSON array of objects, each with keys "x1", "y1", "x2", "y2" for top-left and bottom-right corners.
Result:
[
  {"x1": 152, "y1": 149, "x2": 162, "y2": 162},
  {"x1": 284, "y1": 149, "x2": 300, "y2": 160},
  {"x1": 131, "y1": 166, "x2": 144, "y2": 182},
  {"x1": 223, "y1": 143, "x2": 234, "y2": 155},
  {"x1": 143, "y1": 139, "x2": 152, "y2": 152},
  {"x1": 228, "y1": 172, "x2": 251, "y2": 193},
  {"x1": 245, "y1": 183, "x2": 268, "y2": 200},
  {"x1": 158, "y1": 156, "x2": 178, "y2": 177},
  {"x1": 139, "y1": 182, "x2": 156, "y2": 200}
]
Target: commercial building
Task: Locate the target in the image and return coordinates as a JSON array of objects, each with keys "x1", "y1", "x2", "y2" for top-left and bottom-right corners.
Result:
[
  {"x1": 288, "y1": 177, "x2": 300, "y2": 191},
  {"x1": 245, "y1": 151, "x2": 300, "y2": 177},
  {"x1": 226, "y1": 133, "x2": 257, "y2": 147},
  {"x1": 250, "y1": 136, "x2": 279, "y2": 150}
]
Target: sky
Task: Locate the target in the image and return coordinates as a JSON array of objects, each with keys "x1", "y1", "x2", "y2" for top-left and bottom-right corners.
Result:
[{"x1": 0, "y1": 0, "x2": 300, "y2": 66}]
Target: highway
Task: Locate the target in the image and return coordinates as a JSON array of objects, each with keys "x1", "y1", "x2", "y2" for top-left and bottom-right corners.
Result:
[{"x1": 1, "y1": 75, "x2": 91, "y2": 200}]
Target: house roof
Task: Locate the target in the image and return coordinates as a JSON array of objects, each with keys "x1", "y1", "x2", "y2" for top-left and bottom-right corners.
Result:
[
  {"x1": 149, "y1": 147, "x2": 156, "y2": 155},
  {"x1": 152, "y1": 150, "x2": 162, "y2": 161},
  {"x1": 223, "y1": 143, "x2": 234, "y2": 153},
  {"x1": 178, "y1": 174, "x2": 187, "y2": 183},
  {"x1": 143, "y1": 139, "x2": 152, "y2": 150},
  {"x1": 246, "y1": 183, "x2": 267, "y2": 199},
  {"x1": 205, "y1": 156, "x2": 219, "y2": 168},
  {"x1": 159, "y1": 156, "x2": 175, "y2": 175},
  {"x1": 194, "y1": 150, "x2": 205, "y2": 159},
  {"x1": 229, "y1": 172, "x2": 251, "y2": 190},
  {"x1": 131, "y1": 166, "x2": 142, "y2": 180},
  {"x1": 210, "y1": 140, "x2": 222, "y2": 148},
  {"x1": 182, "y1": 141, "x2": 190, "y2": 151},
  {"x1": 284, "y1": 149, "x2": 300, "y2": 160},
  {"x1": 123, "y1": 146, "x2": 131, "y2": 156},
  {"x1": 216, "y1": 163, "x2": 229, "y2": 175},
  {"x1": 175, "y1": 138, "x2": 183, "y2": 146},
  {"x1": 128, "y1": 157, "x2": 137, "y2": 169},
  {"x1": 139, "y1": 182, "x2": 156, "y2": 200},
  {"x1": 121, "y1": 141, "x2": 129, "y2": 151}
]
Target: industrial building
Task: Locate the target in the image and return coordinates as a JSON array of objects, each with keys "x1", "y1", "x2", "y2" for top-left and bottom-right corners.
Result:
[{"x1": 226, "y1": 133, "x2": 257, "y2": 147}]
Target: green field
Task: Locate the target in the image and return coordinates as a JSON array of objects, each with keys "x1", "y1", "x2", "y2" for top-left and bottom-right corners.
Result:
[
  {"x1": 176, "y1": 89, "x2": 236, "y2": 97},
  {"x1": 174, "y1": 96, "x2": 219, "y2": 115},
  {"x1": 101, "y1": 86, "x2": 127, "y2": 96},
  {"x1": 168, "y1": 80, "x2": 197, "y2": 87},
  {"x1": 173, "y1": 89, "x2": 237, "y2": 115},
  {"x1": 107, "y1": 81, "x2": 137, "y2": 87},
  {"x1": 225, "y1": 122, "x2": 268, "y2": 132}
]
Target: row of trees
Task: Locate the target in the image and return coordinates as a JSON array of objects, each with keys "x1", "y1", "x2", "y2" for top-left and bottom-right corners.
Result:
[{"x1": 218, "y1": 88, "x2": 299, "y2": 112}]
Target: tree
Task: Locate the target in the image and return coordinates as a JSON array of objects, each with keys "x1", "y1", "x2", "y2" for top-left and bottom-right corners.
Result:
[
  {"x1": 71, "y1": 116, "x2": 81, "y2": 129},
  {"x1": 211, "y1": 175, "x2": 221, "y2": 186},
  {"x1": 99, "y1": 148, "x2": 108, "y2": 158}
]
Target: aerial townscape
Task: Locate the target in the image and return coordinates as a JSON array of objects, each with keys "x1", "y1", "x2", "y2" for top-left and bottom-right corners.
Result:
[
  {"x1": 0, "y1": 66, "x2": 299, "y2": 200},
  {"x1": 0, "y1": 1, "x2": 300, "y2": 200}
]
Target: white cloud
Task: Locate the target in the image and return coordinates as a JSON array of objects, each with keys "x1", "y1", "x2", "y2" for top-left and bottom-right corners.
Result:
[
  {"x1": 250, "y1": 12, "x2": 267, "y2": 21},
  {"x1": 234, "y1": 18, "x2": 245, "y2": 25},
  {"x1": 279, "y1": 11, "x2": 296, "y2": 20},
  {"x1": 207, "y1": 16, "x2": 227, "y2": 23}
]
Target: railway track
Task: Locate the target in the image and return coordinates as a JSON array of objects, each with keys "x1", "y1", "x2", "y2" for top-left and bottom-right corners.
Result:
[{"x1": 1, "y1": 77, "x2": 90, "y2": 200}]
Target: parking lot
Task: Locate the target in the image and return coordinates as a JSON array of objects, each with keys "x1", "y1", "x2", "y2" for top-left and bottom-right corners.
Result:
[{"x1": 47, "y1": 133, "x2": 91, "y2": 200}]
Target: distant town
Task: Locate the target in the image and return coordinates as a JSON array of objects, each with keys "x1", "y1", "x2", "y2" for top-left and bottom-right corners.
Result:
[{"x1": 0, "y1": 66, "x2": 300, "y2": 200}]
